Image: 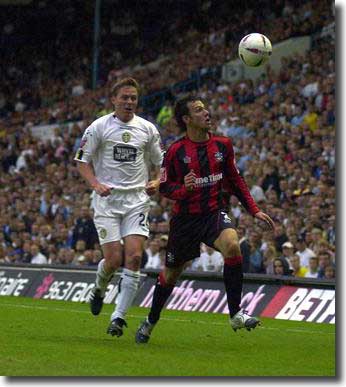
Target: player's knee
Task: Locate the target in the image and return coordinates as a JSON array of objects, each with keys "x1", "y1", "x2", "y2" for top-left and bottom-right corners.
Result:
[
  {"x1": 103, "y1": 252, "x2": 122, "y2": 271},
  {"x1": 124, "y1": 254, "x2": 142, "y2": 270},
  {"x1": 163, "y1": 267, "x2": 183, "y2": 286},
  {"x1": 164, "y1": 273, "x2": 177, "y2": 286},
  {"x1": 102, "y1": 242, "x2": 123, "y2": 271}
]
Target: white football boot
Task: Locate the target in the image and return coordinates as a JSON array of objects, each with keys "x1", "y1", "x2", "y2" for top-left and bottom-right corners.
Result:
[{"x1": 230, "y1": 310, "x2": 261, "y2": 332}]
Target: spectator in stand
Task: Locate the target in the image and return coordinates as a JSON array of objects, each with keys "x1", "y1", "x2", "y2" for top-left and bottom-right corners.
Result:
[
  {"x1": 56, "y1": 248, "x2": 68, "y2": 265},
  {"x1": 314, "y1": 238, "x2": 335, "y2": 258},
  {"x1": 157, "y1": 234, "x2": 169, "y2": 266},
  {"x1": 295, "y1": 236, "x2": 316, "y2": 268},
  {"x1": 245, "y1": 174, "x2": 266, "y2": 204},
  {"x1": 260, "y1": 165, "x2": 281, "y2": 198},
  {"x1": 47, "y1": 252, "x2": 59, "y2": 265},
  {"x1": 11, "y1": 236, "x2": 24, "y2": 260},
  {"x1": 280, "y1": 241, "x2": 295, "y2": 268},
  {"x1": 248, "y1": 229, "x2": 264, "y2": 274},
  {"x1": 72, "y1": 239, "x2": 87, "y2": 265},
  {"x1": 198, "y1": 245, "x2": 224, "y2": 272},
  {"x1": 87, "y1": 249, "x2": 103, "y2": 267},
  {"x1": 262, "y1": 244, "x2": 278, "y2": 275},
  {"x1": 289, "y1": 254, "x2": 308, "y2": 277},
  {"x1": 317, "y1": 251, "x2": 334, "y2": 279},
  {"x1": 1, "y1": 247, "x2": 18, "y2": 264},
  {"x1": 305, "y1": 256, "x2": 319, "y2": 278},
  {"x1": 30, "y1": 244, "x2": 48, "y2": 264},
  {"x1": 229, "y1": 196, "x2": 242, "y2": 226},
  {"x1": 324, "y1": 265, "x2": 335, "y2": 280},
  {"x1": 310, "y1": 227, "x2": 325, "y2": 250},
  {"x1": 274, "y1": 224, "x2": 289, "y2": 253},
  {"x1": 159, "y1": 234, "x2": 169, "y2": 252},
  {"x1": 144, "y1": 239, "x2": 161, "y2": 269},
  {"x1": 75, "y1": 249, "x2": 93, "y2": 266},
  {"x1": 71, "y1": 206, "x2": 99, "y2": 250},
  {"x1": 21, "y1": 241, "x2": 32, "y2": 263},
  {"x1": 148, "y1": 204, "x2": 166, "y2": 224},
  {"x1": 273, "y1": 257, "x2": 291, "y2": 276}
]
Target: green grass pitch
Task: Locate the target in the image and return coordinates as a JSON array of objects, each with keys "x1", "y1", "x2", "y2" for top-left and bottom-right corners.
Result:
[{"x1": 0, "y1": 296, "x2": 335, "y2": 377}]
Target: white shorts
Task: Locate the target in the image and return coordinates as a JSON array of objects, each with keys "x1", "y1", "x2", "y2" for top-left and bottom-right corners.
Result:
[{"x1": 92, "y1": 189, "x2": 151, "y2": 245}]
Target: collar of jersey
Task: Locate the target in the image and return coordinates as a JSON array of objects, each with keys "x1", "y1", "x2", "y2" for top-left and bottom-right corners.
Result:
[{"x1": 113, "y1": 113, "x2": 136, "y2": 125}]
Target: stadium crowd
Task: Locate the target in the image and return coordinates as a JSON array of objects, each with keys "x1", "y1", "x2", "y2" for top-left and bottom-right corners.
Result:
[{"x1": 0, "y1": 0, "x2": 335, "y2": 280}]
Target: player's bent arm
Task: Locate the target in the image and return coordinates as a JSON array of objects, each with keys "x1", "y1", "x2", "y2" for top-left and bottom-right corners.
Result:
[
  {"x1": 159, "y1": 165, "x2": 192, "y2": 200},
  {"x1": 76, "y1": 161, "x2": 111, "y2": 196},
  {"x1": 158, "y1": 147, "x2": 193, "y2": 200},
  {"x1": 223, "y1": 139, "x2": 259, "y2": 216},
  {"x1": 146, "y1": 166, "x2": 161, "y2": 196},
  {"x1": 152, "y1": 165, "x2": 161, "y2": 181},
  {"x1": 159, "y1": 181, "x2": 190, "y2": 200}
]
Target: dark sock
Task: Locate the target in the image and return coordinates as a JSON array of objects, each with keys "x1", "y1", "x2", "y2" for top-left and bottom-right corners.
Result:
[
  {"x1": 148, "y1": 272, "x2": 174, "y2": 324},
  {"x1": 223, "y1": 256, "x2": 243, "y2": 318}
]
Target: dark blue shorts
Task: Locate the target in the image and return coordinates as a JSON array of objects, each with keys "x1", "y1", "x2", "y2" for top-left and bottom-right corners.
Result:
[{"x1": 165, "y1": 210, "x2": 235, "y2": 267}]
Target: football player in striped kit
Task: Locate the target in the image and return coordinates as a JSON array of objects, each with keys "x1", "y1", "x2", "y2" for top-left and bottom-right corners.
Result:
[{"x1": 136, "y1": 96, "x2": 275, "y2": 343}]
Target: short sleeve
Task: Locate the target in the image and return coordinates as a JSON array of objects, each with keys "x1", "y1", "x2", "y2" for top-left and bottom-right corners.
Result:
[
  {"x1": 147, "y1": 123, "x2": 164, "y2": 166},
  {"x1": 74, "y1": 123, "x2": 100, "y2": 163}
]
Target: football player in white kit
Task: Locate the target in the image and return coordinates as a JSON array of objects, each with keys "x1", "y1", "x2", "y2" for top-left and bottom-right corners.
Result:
[{"x1": 74, "y1": 78, "x2": 163, "y2": 337}]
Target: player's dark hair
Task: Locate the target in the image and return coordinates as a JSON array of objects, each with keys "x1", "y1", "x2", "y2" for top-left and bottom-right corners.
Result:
[
  {"x1": 174, "y1": 96, "x2": 199, "y2": 132},
  {"x1": 110, "y1": 77, "x2": 140, "y2": 97}
]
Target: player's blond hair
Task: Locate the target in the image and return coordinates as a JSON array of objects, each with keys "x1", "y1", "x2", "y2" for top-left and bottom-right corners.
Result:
[{"x1": 110, "y1": 77, "x2": 140, "y2": 97}]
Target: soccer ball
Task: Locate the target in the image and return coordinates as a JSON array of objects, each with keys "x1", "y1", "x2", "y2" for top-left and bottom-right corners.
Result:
[{"x1": 238, "y1": 33, "x2": 272, "y2": 67}]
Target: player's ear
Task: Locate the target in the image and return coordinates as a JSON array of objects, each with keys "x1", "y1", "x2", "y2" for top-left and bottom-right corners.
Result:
[
  {"x1": 110, "y1": 95, "x2": 117, "y2": 105},
  {"x1": 182, "y1": 114, "x2": 190, "y2": 125}
]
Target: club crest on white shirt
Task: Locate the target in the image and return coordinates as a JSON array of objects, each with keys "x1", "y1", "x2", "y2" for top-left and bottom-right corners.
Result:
[{"x1": 122, "y1": 132, "x2": 131, "y2": 143}]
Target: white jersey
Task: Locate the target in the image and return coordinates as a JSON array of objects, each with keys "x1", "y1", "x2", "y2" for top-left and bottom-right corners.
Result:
[{"x1": 74, "y1": 113, "x2": 163, "y2": 190}]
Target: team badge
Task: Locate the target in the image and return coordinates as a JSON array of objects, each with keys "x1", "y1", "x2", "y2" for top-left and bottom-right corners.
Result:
[
  {"x1": 183, "y1": 156, "x2": 191, "y2": 163},
  {"x1": 99, "y1": 228, "x2": 107, "y2": 239},
  {"x1": 221, "y1": 211, "x2": 232, "y2": 224},
  {"x1": 214, "y1": 152, "x2": 223, "y2": 162},
  {"x1": 122, "y1": 132, "x2": 131, "y2": 143}
]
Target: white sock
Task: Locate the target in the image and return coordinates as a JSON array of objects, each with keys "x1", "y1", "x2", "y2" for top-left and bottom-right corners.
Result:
[
  {"x1": 95, "y1": 259, "x2": 115, "y2": 297},
  {"x1": 111, "y1": 268, "x2": 140, "y2": 321}
]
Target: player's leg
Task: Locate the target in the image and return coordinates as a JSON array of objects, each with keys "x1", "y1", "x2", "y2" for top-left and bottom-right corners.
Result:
[
  {"x1": 136, "y1": 214, "x2": 201, "y2": 344},
  {"x1": 148, "y1": 265, "x2": 184, "y2": 324},
  {"x1": 95, "y1": 241, "x2": 123, "y2": 295},
  {"x1": 214, "y1": 227, "x2": 260, "y2": 331},
  {"x1": 90, "y1": 215, "x2": 123, "y2": 316},
  {"x1": 214, "y1": 228, "x2": 243, "y2": 317},
  {"x1": 135, "y1": 264, "x2": 184, "y2": 344},
  {"x1": 107, "y1": 234, "x2": 145, "y2": 337},
  {"x1": 107, "y1": 192, "x2": 150, "y2": 337}
]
